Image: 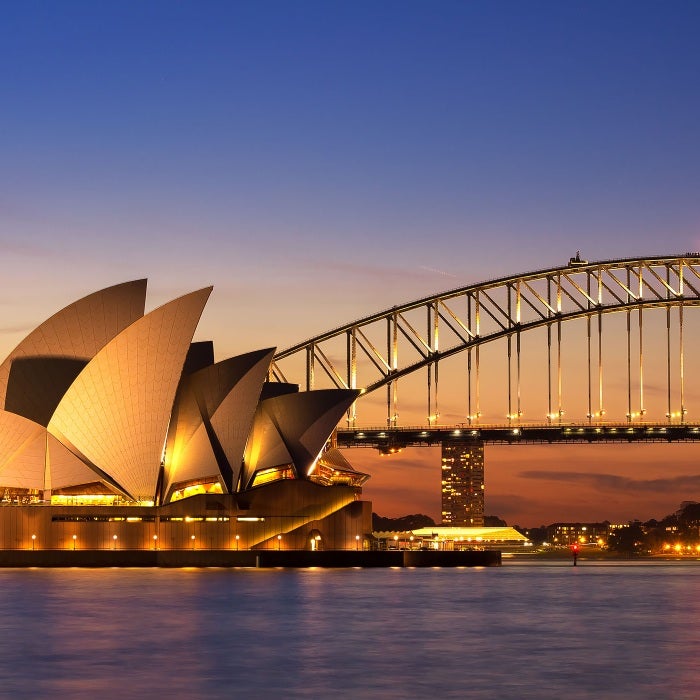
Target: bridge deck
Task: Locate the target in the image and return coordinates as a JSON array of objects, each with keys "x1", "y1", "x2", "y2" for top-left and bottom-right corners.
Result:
[{"x1": 337, "y1": 423, "x2": 700, "y2": 448}]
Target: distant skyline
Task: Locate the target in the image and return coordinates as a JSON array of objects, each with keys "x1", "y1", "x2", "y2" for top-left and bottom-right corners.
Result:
[{"x1": 2, "y1": 1, "x2": 700, "y2": 526}]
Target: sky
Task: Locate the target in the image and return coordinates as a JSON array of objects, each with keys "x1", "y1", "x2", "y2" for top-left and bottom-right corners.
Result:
[{"x1": 2, "y1": 1, "x2": 700, "y2": 526}]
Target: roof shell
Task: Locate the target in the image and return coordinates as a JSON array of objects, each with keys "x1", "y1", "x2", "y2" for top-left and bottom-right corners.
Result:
[
  {"x1": 242, "y1": 388, "x2": 358, "y2": 488},
  {"x1": 47, "y1": 287, "x2": 212, "y2": 501},
  {"x1": 0, "y1": 280, "x2": 147, "y2": 426}
]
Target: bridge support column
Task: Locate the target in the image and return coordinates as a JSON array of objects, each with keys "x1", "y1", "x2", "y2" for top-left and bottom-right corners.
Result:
[{"x1": 440, "y1": 441, "x2": 484, "y2": 527}]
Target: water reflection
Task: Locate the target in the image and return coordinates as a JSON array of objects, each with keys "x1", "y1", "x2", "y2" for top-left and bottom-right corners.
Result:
[{"x1": 0, "y1": 563, "x2": 697, "y2": 699}]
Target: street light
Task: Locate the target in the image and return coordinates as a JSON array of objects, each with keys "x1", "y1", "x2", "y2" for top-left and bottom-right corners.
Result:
[
  {"x1": 72, "y1": 534, "x2": 77, "y2": 550},
  {"x1": 393, "y1": 535, "x2": 399, "y2": 550},
  {"x1": 31, "y1": 534, "x2": 36, "y2": 551},
  {"x1": 191, "y1": 534, "x2": 196, "y2": 550},
  {"x1": 277, "y1": 534, "x2": 282, "y2": 550},
  {"x1": 112, "y1": 534, "x2": 118, "y2": 550},
  {"x1": 355, "y1": 534, "x2": 360, "y2": 550},
  {"x1": 153, "y1": 534, "x2": 158, "y2": 550},
  {"x1": 235, "y1": 534, "x2": 240, "y2": 550}
]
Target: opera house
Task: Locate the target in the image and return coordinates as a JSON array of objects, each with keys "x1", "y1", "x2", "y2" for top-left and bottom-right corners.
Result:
[{"x1": 0, "y1": 281, "x2": 371, "y2": 555}]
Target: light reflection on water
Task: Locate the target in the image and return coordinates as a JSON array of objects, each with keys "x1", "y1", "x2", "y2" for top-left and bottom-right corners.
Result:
[{"x1": 0, "y1": 561, "x2": 697, "y2": 699}]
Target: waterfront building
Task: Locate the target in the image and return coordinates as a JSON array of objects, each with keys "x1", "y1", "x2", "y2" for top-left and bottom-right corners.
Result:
[
  {"x1": 374, "y1": 526, "x2": 528, "y2": 551},
  {"x1": 0, "y1": 281, "x2": 371, "y2": 551},
  {"x1": 441, "y1": 441, "x2": 485, "y2": 526},
  {"x1": 547, "y1": 522, "x2": 610, "y2": 547}
]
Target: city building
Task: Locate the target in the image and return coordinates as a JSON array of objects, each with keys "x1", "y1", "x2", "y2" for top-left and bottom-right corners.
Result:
[
  {"x1": 0, "y1": 281, "x2": 371, "y2": 551},
  {"x1": 441, "y1": 441, "x2": 485, "y2": 526}
]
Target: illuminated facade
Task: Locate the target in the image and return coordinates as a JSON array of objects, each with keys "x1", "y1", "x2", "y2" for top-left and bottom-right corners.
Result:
[
  {"x1": 441, "y1": 441, "x2": 484, "y2": 526},
  {"x1": 375, "y1": 526, "x2": 528, "y2": 550},
  {"x1": 0, "y1": 281, "x2": 371, "y2": 551}
]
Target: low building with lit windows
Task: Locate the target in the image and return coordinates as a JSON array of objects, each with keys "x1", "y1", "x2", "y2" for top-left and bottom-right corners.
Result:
[
  {"x1": 547, "y1": 522, "x2": 610, "y2": 547},
  {"x1": 0, "y1": 281, "x2": 371, "y2": 554},
  {"x1": 374, "y1": 526, "x2": 528, "y2": 551}
]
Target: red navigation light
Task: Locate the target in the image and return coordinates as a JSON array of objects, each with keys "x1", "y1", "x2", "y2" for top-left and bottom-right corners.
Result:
[{"x1": 570, "y1": 541, "x2": 580, "y2": 566}]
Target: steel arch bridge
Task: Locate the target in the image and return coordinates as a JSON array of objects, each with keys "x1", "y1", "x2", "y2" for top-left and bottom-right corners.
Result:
[{"x1": 271, "y1": 253, "x2": 700, "y2": 445}]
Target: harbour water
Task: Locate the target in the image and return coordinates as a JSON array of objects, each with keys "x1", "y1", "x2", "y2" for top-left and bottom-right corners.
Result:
[{"x1": 0, "y1": 561, "x2": 697, "y2": 699}]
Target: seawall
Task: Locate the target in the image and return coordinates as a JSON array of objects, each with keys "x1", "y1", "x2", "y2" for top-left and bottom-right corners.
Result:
[{"x1": 0, "y1": 549, "x2": 501, "y2": 568}]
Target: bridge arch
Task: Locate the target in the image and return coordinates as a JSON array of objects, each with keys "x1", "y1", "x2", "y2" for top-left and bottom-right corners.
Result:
[{"x1": 271, "y1": 254, "x2": 700, "y2": 425}]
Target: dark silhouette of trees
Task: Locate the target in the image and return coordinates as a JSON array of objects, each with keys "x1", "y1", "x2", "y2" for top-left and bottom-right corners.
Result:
[
  {"x1": 372, "y1": 513, "x2": 435, "y2": 531},
  {"x1": 607, "y1": 522, "x2": 646, "y2": 555}
]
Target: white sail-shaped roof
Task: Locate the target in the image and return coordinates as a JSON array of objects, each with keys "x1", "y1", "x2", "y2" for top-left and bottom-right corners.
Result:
[
  {"x1": 46, "y1": 433, "x2": 108, "y2": 491},
  {"x1": 242, "y1": 389, "x2": 358, "y2": 489},
  {"x1": 0, "y1": 280, "x2": 147, "y2": 426},
  {"x1": 0, "y1": 410, "x2": 47, "y2": 490},
  {"x1": 47, "y1": 287, "x2": 212, "y2": 501},
  {"x1": 208, "y1": 349, "x2": 275, "y2": 489},
  {"x1": 0, "y1": 412, "x2": 105, "y2": 492},
  {"x1": 164, "y1": 348, "x2": 274, "y2": 496},
  {"x1": 167, "y1": 423, "x2": 221, "y2": 492}
]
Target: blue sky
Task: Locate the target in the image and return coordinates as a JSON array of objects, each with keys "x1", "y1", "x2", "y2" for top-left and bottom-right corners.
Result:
[{"x1": 2, "y1": 1, "x2": 700, "y2": 523}]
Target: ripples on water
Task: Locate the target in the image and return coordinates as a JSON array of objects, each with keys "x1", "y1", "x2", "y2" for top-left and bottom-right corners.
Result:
[{"x1": 0, "y1": 561, "x2": 697, "y2": 699}]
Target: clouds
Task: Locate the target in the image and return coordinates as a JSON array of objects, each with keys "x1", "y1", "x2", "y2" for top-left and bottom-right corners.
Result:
[{"x1": 519, "y1": 470, "x2": 700, "y2": 495}]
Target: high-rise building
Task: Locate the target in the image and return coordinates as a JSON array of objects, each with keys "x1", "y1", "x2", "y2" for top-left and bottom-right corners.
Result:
[{"x1": 441, "y1": 441, "x2": 484, "y2": 526}]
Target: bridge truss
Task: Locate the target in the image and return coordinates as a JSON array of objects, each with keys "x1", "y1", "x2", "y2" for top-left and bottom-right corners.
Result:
[{"x1": 271, "y1": 254, "x2": 700, "y2": 429}]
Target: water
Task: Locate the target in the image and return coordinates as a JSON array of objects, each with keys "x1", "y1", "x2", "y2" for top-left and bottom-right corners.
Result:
[{"x1": 0, "y1": 561, "x2": 697, "y2": 699}]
